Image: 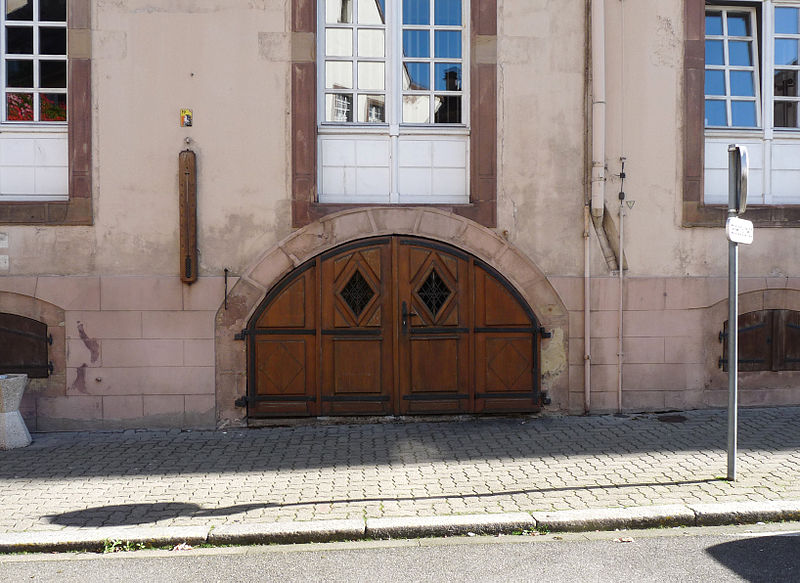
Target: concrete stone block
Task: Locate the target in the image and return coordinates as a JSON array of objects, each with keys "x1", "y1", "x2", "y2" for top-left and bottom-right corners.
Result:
[
  {"x1": 549, "y1": 277, "x2": 583, "y2": 312},
  {"x1": 209, "y1": 519, "x2": 365, "y2": 545},
  {"x1": 690, "y1": 501, "x2": 800, "y2": 526},
  {"x1": 0, "y1": 276, "x2": 36, "y2": 295},
  {"x1": 103, "y1": 395, "x2": 144, "y2": 420},
  {"x1": 100, "y1": 277, "x2": 183, "y2": 311},
  {"x1": 532, "y1": 505, "x2": 694, "y2": 532},
  {"x1": 141, "y1": 311, "x2": 215, "y2": 339},
  {"x1": 35, "y1": 277, "x2": 100, "y2": 310},
  {"x1": 101, "y1": 339, "x2": 184, "y2": 367},
  {"x1": 366, "y1": 512, "x2": 534, "y2": 539},
  {"x1": 416, "y1": 210, "x2": 464, "y2": 241},
  {"x1": 665, "y1": 336, "x2": 705, "y2": 364},
  {"x1": 248, "y1": 248, "x2": 294, "y2": 290},
  {"x1": 66, "y1": 311, "x2": 143, "y2": 339},
  {"x1": 369, "y1": 207, "x2": 421, "y2": 234},
  {"x1": 182, "y1": 277, "x2": 228, "y2": 311},
  {"x1": 184, "y1": 339, "x2": 214, "y2": 366},
  {"x1": 624, "y1": 278, "x2": 667, "y2": 311},
  {"x1": 66, "y1": 366, "x2": 214, "y2": 396},
  {"x1": 0, "y1": 526, "x2": 209, "y2": 553}
]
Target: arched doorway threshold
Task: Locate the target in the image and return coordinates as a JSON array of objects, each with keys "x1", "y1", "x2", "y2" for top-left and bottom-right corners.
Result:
[{"x1": 215, "y1": 208, "x2": 569, "y2": 427}]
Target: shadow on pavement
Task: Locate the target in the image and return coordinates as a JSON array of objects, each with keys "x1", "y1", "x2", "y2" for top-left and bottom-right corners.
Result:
[
  {"x1": 706, "y1": 533, "x2": 800, "y2": 583},
  {"x1": 46, "y1": 478, "x2": 719, "y2": 527}
]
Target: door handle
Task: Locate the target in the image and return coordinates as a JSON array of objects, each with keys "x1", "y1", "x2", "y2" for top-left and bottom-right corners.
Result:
[{"x1": 401, "y1": 302, "x2": 418, "y2": 334}]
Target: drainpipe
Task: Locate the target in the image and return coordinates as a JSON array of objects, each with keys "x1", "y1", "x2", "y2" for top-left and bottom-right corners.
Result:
[
  {"x1": 584, "y1": 204, "x2": 592, "y2": 414},
  {"x1": 617, "y1": 195, "x2": 625, "y2": 413},
  {"x1": 591, "y1": 0, "x2": 607, "y2": 219}
]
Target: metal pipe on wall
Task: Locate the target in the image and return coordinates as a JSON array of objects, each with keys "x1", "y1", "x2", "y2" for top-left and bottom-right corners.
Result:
[
  {"x1": 591, "y1": 0, "x2": 607, "y2": 219},
  {"x1": 617, "y1": 198, "x2": 624, "y2": 413},
  {"x1": 584, "y1": 205, "x2": 592, "y2": 413}
]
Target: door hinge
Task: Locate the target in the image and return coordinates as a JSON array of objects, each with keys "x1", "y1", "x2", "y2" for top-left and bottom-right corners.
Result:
[
  {"x1": 234, "y1": 329, "x2": 248, "y2": 341},
  {"x1": 234, "y1": 395, "x2": 248, "y2": 407},
  {"x1": 539, "y1": 327, "x2": 552, "y2": 339}
]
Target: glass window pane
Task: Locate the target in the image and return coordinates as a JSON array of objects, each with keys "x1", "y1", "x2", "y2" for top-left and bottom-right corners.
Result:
[
  {"x1": 358, "y1": 29, "x2": 384, "y2": 57},
  {"x1": 326, "y1": 61, "x2": 353, "y2": 89},
  {"x1": 434, "y1": 95, "x2": 461, "y2": 123},
  {"x1": 39, "y1": 27, "x2": 66, "y2": 55},
  {"x1": 705, "y1": 99, "x2": 727, "y2": 127},
  {"x1": 327, "y1": 0, "x2": 353, "y2": 24},
  {"x1": 726, "y1": 13, "x2": 750, "y2": 37},
  {"x1": 39, "y1": 0, "x2": 66, "y2": 21},
  {"x1": 403, "y1": 62, "x2": 430, "y2": 90},
  {"x1": 403, "y1": 29, "x2": 429, "y2": 58},
  {"x1": 434, "y1": 0, "x2": 461, "y2": 25},
  {"x1": 731, "y1": 101, "x2": 757, "y2": 127},
  {"x1": 729, "y1": 41, "x2": 752, "y2": 66},
  {"x1": 6, "y1": 60, "x2": 33, "y2": 87},
  {"x1": 435, "y1": 63, "x2": 461, "y2": 91},
  {"x1": 6, "y1": 27, "x2": 33, "y2": 54},
  {"x1": 358, "y1": 62, "x2": 384, "y2": 90},
  {"x1": 357, "y1": 94, "x2": 386, "y2": 122},
  {"x1": 40, "y1": 92, "x2": 66, "y2": 121},
  {"x1": 775, "y1": 39, "x2": 799, "y2": 66},
  {"x1": 775, "y1": 101, "x2": 798, "y2": 128},
  {"x1": 326, "y1": 93, "x2": 354, "y2": 122},
  {"x1": 326, "y1": 29, "x2": 353, "y2": 57},
  {"x1": 705, "y1": 40, "x2": 724, "y2": 66},
  {"x1": 6, "y1": 0, "x2": 32, "y2": 20},
  {"x1": 358, "y1": 0, "x2": 385, "y2": 25},
  {"x1": 775, "y1": 70, "x2": 799, "y2": 97},
  {"x1": 434, "y1": 30, "x2": 461, "y2": 58},
  {"x1": 403, "y1": 94, "x2": 430, "y2": 123},
  {"x1": 730, "y1": 71, "x2": 755, "y2": 96},
  {"x1": 403, "y1": 0, "x2": 429, "y2": 25},
  {"x1": 705, "y1": 12, "x2": 723, "y2": 36},
  {"x1": 6, "y1": 92, "x2": 34, "y2": 121},
  {"x1": 705, "y1": 70, "x2": 725, "y2": 95},
  {"x1": 775, "y1": 7, "x2": 799, "y2": 35},
  {"x1": 40, "y1": 60, "x2": 66, "y2": 88}
]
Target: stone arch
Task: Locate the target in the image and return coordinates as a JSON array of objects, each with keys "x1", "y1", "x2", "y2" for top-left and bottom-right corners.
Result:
[
  {"x1": 0, "y1": 291, "x2": 67, "y2": 429},
  {"x1": 215, "y1": 208, "x2": 569, "y2": 426}
]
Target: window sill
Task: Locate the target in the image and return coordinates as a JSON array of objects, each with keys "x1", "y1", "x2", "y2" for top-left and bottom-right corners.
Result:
[
  {"x1": 292, "y1": 200, "x2": 495, "y2": 229},
  {"x1": 683, "y1": 202, "x2": 800, "y2": 227}
]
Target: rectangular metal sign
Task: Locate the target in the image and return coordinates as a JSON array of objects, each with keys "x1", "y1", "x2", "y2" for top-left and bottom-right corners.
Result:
[{"x1": 726, "y1": 216, "x2": 754, "y2": 245}]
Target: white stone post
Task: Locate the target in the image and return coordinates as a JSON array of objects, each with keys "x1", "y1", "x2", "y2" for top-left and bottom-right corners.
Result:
[{"x1": 0, "y1": 374, "x2": 32, "y2": 450}]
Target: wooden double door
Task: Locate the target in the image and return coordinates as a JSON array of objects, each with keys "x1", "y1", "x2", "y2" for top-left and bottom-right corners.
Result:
[{"x1": 246, "y1": 237, "x2": 542, "y2": 417}]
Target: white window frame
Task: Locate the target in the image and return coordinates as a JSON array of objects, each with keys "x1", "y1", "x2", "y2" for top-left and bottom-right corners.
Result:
[
  {"x1": 705, "y1": 1, "x2": 800, "y2": 205},
  {"x1": 316, "y1": 0, "x2": 471, "y2": 204}
]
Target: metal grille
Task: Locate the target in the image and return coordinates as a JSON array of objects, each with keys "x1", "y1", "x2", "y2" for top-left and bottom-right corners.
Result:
[
  {"x1": 417, "y1": 269, "x2": 450, "y2": 316},
  {"x1": 340, "y1": 270, "x2": 375, "y2": 316}
]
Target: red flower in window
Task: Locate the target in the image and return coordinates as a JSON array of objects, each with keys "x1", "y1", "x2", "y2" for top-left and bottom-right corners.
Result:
[
  {"x1": 7, "y1": 93, "x2": 34, "y2": 121},
  {"x1": 41, "y1": 94, "x2": 67, "y2": 121}
]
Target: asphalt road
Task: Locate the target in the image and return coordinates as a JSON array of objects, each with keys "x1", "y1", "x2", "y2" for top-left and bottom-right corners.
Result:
[{"x1": 2, "y1": 523, "x2": 798, "y2": 582}]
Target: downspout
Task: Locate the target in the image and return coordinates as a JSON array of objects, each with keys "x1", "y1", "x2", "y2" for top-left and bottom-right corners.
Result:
[
  {"x1": 618, "y1": 182, "x2": 625, "y2": 414},
  {"x1": 584, "y1": 204, "x2": 592, "y2": 414},
  {"x1": 591, "y1": 0, "x2": 606, "y2": 219}
]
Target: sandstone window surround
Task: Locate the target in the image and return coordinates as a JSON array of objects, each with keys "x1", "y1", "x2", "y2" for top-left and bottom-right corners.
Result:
[
  {"x1": 0, "y1": 0, "x2": 91, "y2": 225},
  {"x1": 291, "y1": 0, "x2": 497, "y2": 228},
  {"x1": 685, "y1": 0, "x2": 800, "y2": 225}
]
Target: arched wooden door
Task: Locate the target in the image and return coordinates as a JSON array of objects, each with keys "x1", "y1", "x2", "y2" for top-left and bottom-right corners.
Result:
[{"x1": 246, "y1": 237, "x2": 543, "y2": 417}]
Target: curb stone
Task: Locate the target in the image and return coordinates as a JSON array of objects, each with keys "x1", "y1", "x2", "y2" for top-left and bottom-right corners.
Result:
[
  {"x1": 1, "y1": 502, "x2": 800, "y2": 554},
  {"x1": 365, "y1": 513, "x2": 535, "y2": 539}
]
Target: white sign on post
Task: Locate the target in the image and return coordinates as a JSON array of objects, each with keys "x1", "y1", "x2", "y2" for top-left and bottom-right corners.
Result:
[{"x1": 726, "y1": 216, "x2": 754, "y2": 245}]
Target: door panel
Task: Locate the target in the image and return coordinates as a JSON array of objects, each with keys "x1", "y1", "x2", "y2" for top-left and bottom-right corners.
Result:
[
  {"x1": 398, "y1": 239, "x2": 471, "y2": 414},
  {"x1": 321, "y1": 240, "x2": 393, "y2": 415},
  {"x1": 248, "y1": 237, "x2": 541, "y2": 417}
]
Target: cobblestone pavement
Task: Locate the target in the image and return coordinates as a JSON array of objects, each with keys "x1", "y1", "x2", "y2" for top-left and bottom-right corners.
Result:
[{"x1": 1, "y1": 407, "x2": 798, "y2": 533}]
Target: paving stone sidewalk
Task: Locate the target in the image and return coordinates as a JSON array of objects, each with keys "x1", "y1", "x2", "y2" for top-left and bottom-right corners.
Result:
[{"x1": 0, "y1": 407, "x2": 799, "y2": 535}]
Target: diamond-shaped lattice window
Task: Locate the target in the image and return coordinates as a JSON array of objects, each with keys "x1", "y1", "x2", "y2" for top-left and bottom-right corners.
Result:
[
  {"x1": 340, "y1": 270, "x2": 375, "y2": 316},
  {"x1": 417, "y1": 269, "x2": 451, "y2": 316}
]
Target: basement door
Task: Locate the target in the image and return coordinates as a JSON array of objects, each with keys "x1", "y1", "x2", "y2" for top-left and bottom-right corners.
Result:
[{"x1": 245, "y1": 237, "x2": 542, "y2": 417}]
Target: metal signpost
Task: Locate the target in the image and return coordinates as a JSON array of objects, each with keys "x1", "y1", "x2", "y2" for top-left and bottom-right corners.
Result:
[{"x1": 726, "y1": 144, "x2": 752, "y2": 481}]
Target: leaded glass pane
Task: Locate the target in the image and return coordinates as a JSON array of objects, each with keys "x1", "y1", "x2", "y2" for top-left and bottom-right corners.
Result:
[
  {"x1": 775, "y1": 101, "x2": 799, "y2": 128},
  {"x1": 326, "y1": 93, "x2": 354, "y2": 122},
  {"x1": 403, "y1": 62, "x2": 430, "y2": 90},
  {"x1": 775, "y1": 39, "x2": 799, "y2": 66},
  {"x1": 358, "y1": 94, "x2": 386, "y2": 122},
  {"x1": 358, "y1": 0, "x2": 386, "y2": 25},
  {"x1": 434, "y1": 95, "x2": 460, "y2": 123},
  {"x1": 358, "y1": 62, "x2": 384, "y2": 90},
  {"x1": 6, "y1": 92, "x2": 33, "y2": 120},
  {"x1": 358, "y1": 29, "x2": 384, "y2": 57},
  {"x1": 326, "y1": 61, "x2": 353, "y2": 89},
  {"x1": 417, "y1": 270, "x2": 450, "y2": 316},
  {"x1": 39, "y1": 27, "x2": 66, "y2": 55},
  {"x1": 340, "y1": 271, "x2": 375, "y2": 316},
  {"x1": 327, "y1": 0, "x2": 353, "y2": 24},
  {"x1": 39, "y1": 0, "x2": 66, "y2": 21},
  {"x1": 6, "y1": 0, "x2": 32, "y2": 20},
  {"x1": 403, "y1": 29, "x2": 430, "y2": 58},
  {"x1": 6, "y1": 27, "x2": 33, "y2": 54},
  {"x1": 40, "y1": 60, "x2": 66, "y2": 88},
  {"x1": 7, "y1": 60, "x2": 33, "y2": 87},
  {"x1": 40, "y1": 92, "x2": 66, "y2": 121}
]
